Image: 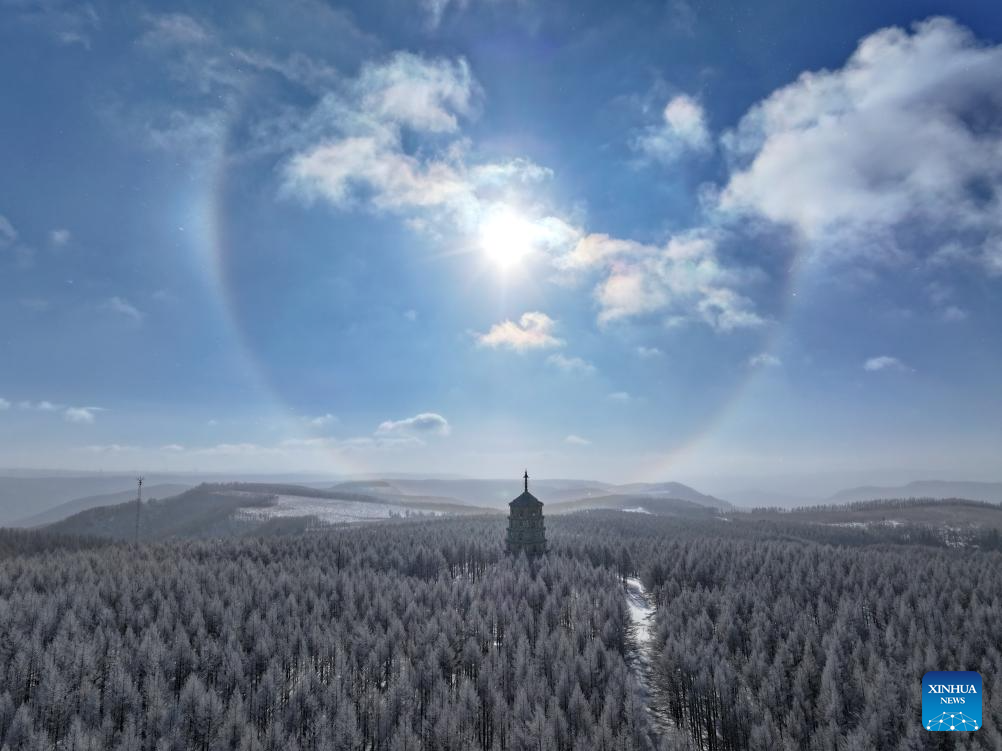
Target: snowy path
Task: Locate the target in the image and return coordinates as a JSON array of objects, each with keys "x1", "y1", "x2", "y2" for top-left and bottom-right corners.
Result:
[{"x1": 624, "y1": 577, "x2": 675, "y2": 741}]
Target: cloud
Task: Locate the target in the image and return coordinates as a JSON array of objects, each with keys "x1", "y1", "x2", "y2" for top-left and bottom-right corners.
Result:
[
  {"x1": 19, "y1": 400, "x2": 59, "y2": 411},
  {"x1": 138, "y1": 12, "x2": 212, "y2": 48},
  {"x1": 863, "y1": 356, "x2": 909, "y2": 372},
  {"x1": 565, "y1": 434, "x2": 591, "y2": 446},
  {"x1": 49, "y1": 228, "x2": 70, "y2": 246},
  {"x1": 633, "y1": 94, "x2": 711, "y2": 162},
  {"x1": 102, "y1": 296, "x2": 144, "y2": 324},
  {"x1": 749, "y1": 353, "x2": 782, "y2": 368},
  {"x1": 0, "y1": 398, "x2": 9, "y2": 410},
  {"x1": 404, "y1": 309, "x2": 418, "y2": 321},
  {"x1": 547, "y1": 353, "x2": 596, "y2": 375},
  {"x1": 636, "y1": 346, "x2": 662, "y2": 359},
  {"x1": 282, "y1": 50, "x2": 763, "y2": 338},
  {"x1": 6, "y1": 0, "x2": 101, "y2": 49},
  {"x1": 306, "y1": 413, "x2": 338, "y2": 428},
  {"x1": 82, "y1": 444, "x2": 137, "y2": 453},
  {"x1": 0, "y1": 215, "x2": 16, "y2": 246},
  {"x1": 555, "y1": 233, "x2": 649, "y2": 271},
  {"x1": 608, "y1": 391, "x2": 632, "y2": 403},
  {"x1": 64, "y1": 406, "x2": 104, "y2": 423},
  {"x1": 719, "y1": 17, "x2": 1002, "y2": 274},
  {"x1": 376, "y1": 412, "x2": 451, "y2": 437},
  {"x1": 941, "y1": 305, "x2": 968, "y2": 322},
  {"x1": 587, "y1": 232, "x2": 764, "y2": 331},
  {"x1": 161, "y1": 444, "x2": 186, "y2": 452},
  {"x1": 477, "y1": 312, "x2": 564, "y2": 351},
  {"x1": 283, "y1": 52, "x2": 560, "y2": 246},
  {"x1": 420, "y1": 0, "x2": 525, "y2": 29}
]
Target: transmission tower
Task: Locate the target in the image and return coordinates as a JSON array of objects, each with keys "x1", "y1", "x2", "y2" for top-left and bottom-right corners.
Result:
[{"x1": 135, "y1": 476, "x2": 144, "y2": 544}]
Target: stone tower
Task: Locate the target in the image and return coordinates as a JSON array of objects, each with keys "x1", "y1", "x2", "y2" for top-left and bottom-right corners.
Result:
[{"x1": 506, "y1": 470, "x2": 546, "y2": 556}]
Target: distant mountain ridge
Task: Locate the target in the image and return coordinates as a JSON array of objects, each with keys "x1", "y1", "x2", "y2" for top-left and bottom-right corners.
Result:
[
  {"x1": 828, "y1": 480, "x2": 1002, "y2": 505},
  {"x1": 12, "y1": 484, "x2": 192, "y2": 528}
]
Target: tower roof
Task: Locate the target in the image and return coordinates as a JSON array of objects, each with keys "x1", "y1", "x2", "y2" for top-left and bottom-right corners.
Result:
[
  {"x1": 509, "y1": 490, "x2": 543, "y2": 508},
  {"x1": 510, "y1": 469, "x2": 542, "y2": 507}
]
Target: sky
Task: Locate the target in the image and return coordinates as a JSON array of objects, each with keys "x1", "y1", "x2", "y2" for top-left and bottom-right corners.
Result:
[{"x1": 1, "y1": 0, "x2": 1001, "y2": 487}]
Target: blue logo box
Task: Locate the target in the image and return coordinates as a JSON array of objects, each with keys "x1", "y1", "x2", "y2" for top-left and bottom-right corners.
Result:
[{"x1": 923, "y1": 671, "x2": 982, "y2": 731}]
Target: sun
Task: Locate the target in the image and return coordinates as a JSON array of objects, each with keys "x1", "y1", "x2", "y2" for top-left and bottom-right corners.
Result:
[{"x1": 478, "y1": 206, "x2": 537, "y2": 270}]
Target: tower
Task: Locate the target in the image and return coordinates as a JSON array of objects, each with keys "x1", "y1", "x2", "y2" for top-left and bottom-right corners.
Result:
[{"x1": 506, "y1": 470, "x2": 546, "y2": 556}]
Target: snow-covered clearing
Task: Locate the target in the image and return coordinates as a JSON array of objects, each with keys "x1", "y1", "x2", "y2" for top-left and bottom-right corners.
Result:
[{"x1": 238, "y1": 494, "x2": 435, "y2": 524}]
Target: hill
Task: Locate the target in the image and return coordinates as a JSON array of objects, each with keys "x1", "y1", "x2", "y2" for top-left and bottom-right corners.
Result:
[
  {"x1": 11, "y1": 483, "x2": 192, "y2": 528},
  {"x1": 828, "y1": 480, "x2": 1002, "y2": 504},
  {"x1": 47, "y1": 485, "x2": 278, "y2": 540},
  {"x1": 0, "y1": 474, "x2": 162, "y2": 525},
  {"x1": 46, "y1": 482, "x2": 496, "y2": 540},
  {"x1": 547, "y1": 494, "x2": 720, "y2": 517},
  {"x1": 327, "y1": 477, "x2": 729, "y2": 510},
  {"x1": 741, "y1": 497, "x2": 1002, "y2": 548}
]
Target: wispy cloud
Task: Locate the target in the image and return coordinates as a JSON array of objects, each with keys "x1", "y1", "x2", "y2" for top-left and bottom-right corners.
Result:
[
  {"x1": 477, "y1": 312, "x2": 564, "y2": 351},
  {"x1": 305, "y1": 413, "x2": 338, "y2": 428},
  {"x1": 547, "y1": 353, "x2": 596, "y2": 375},
  {"x1": 749, "y1": 353, "x2": 782, "y2": 368},
  {"x1": 376, "y1": 412, "x2": 451, "y2": 437},
  {"x1": 0, "y1": 215, "x2": 16, "y2": 246},
  {"x1": 0, "y1": 398, "x2": 9, "y2": 411},
  {"x1": 636, "y1": 346, "x2": 662, "y2": 359},
  {"x1": 49, "y1": 228, "x2": 71, "y2": 246},
  {"x1": 863, "y1": 356, "x2": 909, "y2": 373},
  {"x1": 608, "y1": 391, "x2": 632, "y2": 403},
  {"x1": 81, "y1": 444, "x2": 137, "y2": 453},
  {"x1": 632, "y1": 94, "x2": 711, "y2": 163},
  {"x1": 64, "y1": 406, "x2": 104, "y2": 423},
  {"x1": 565, "y1": 434, "x2": 592, "y2": 446},
  {"x1": 941, "y1": 306, "x2": 968, "y2": 322},
  {"x1": 102, "y1": 296, "x2": 144, "y2": 324},
  {"x1": 6, "y1": 0, "x2": 101, "y2": 49}
]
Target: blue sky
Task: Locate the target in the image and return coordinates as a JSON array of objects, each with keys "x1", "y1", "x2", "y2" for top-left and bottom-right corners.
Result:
[{"x1": 1, "y1": 0, "x2": 1001, "y2": 485}]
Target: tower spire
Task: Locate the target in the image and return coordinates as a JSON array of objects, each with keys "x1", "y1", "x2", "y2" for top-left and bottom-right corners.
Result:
[{"x1": 524, "y1": 469, "x2": 528, "y2": 492}]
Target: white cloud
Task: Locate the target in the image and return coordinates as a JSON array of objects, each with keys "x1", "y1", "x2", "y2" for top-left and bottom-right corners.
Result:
[
  {"x1": 283, "y1": 52, "x2": 561, "y2": 250},
  {"x1": 555, "y1": 233, "x2": 649, "y2": 271},
  {"x1": 565, "y1": 434, "x2": 591, "y2": 446},
  {"x1": 863, "y1": 356, "x2": 909, "y2": 372},
  {"x1": 49, "y1": 228, "x2": 71, "y2": 246},
  {"x1": 546, "y1": 353, "x2": 596, "y2": 375},
  {"x1": 0, "y1": 215, "x2": 16, "y2": 246},
  {"x1": 161, "y1": 444, "x2": 186, "y2": 452},
  {"x1": 0, "y1": 398, "x2": 9, "y2": 410},
  {"x1": 633, "y1": 94, "x2": 711, "y2": 162},
  {"x1": 376, "y1": 412, "x2": 451, "y2": 437},
  {"x1": 82, "y1": 444, "x2": 137, "y2": 453},
  {"x1": 404, "y1": 309, "x2": 418, "y2": 321},
  {"x1": 102, "y1": 296, "x2": 144, "y2": 324},
  {"x1": 608, "y1": 391, "x2": 632, "y2": 403},
  {"x1": 306, "y1": 413, "x2": 338, "y2": 428},
  {"x1": 139, "y1": 13, "x2": 211, "y2": 48},
  {"x1": 749, "y1": 353, "x2": 782, "y2": 368},
  {"x1": 719, "y1": 18, "x2": 1002, "y2": 274},
  {"x1": 476, "y1": 312, "x2": 564, "y2": 351},
  {"x1": 636, "y1": 346, "x2": 662, "y2": 359},
  {"x1": 64, "y1": 406, "x2": 104, "y2": 423},
  {"x1": 19, "y1": 400, "x2": 59, "y2": 411},
  {"x1": 589, "y1": 232, "x2": 764, "y2": 331},
  {"x1": 7, "y1": 0, "x2": 101, "y2": 49},
  {"x1": 941, "y1": 305, "x2": 968, "y2": 322},
  {"x1": 420, "y1": 0, "x2": 524, "y2": 29}
]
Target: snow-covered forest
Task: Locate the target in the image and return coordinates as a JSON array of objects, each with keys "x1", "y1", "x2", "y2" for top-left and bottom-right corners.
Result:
[{"x1": 0, "y1": 513, "x2": 999, "y2": 750}]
